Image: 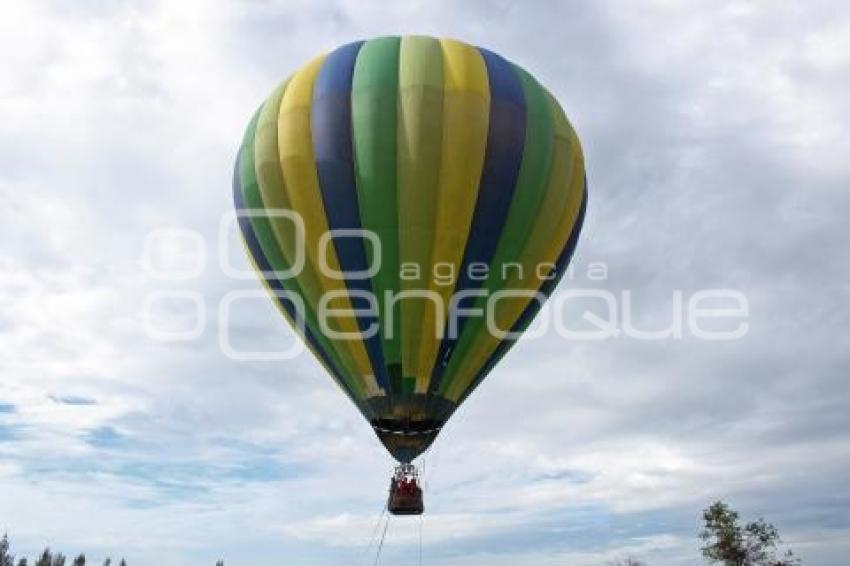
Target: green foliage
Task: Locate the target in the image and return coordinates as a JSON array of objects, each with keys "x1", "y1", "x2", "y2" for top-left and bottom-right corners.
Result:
[{"x1": 700, "y1": 501, "x2": 802, "y2": 566}]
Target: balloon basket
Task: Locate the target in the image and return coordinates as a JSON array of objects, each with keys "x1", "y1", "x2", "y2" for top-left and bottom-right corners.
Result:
[{"x1": 387, "y1": 463, "x2": 424, "y2": 515}]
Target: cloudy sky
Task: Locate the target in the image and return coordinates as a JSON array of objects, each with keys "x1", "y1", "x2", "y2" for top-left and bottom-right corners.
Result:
[{"x1": 1, "y1": 1, "x2": 849, "y2": 564}]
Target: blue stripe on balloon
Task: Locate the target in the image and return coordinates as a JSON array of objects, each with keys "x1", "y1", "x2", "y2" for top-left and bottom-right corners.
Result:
[
  {"x1": 428, "y1": 47, "x2": 527, "y2": 394},
  {"x1": 311, "y1": 41, "x2": 391, "y2": 393},
  {"x1": 458, "y1": 182, "x2": 588, "y2": 405},
  {"x1": 232, "y1": 148, "x2": 357, "y2": 403}
]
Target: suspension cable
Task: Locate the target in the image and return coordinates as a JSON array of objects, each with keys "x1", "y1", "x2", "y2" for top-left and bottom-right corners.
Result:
[
  {"x1": 418, "y1": 513, "x2": 424, "y2": 566},
  {"x1": 372, "y1": 514, "x2": 391, "y2": 566},
  {"x1": 360, "y1": 501, "x2": 387, "y2": 565}
]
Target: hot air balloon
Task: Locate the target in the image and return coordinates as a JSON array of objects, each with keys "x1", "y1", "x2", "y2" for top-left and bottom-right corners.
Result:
[{"x1": 233, "y1": 35, "x2": 586, "y2": 515}]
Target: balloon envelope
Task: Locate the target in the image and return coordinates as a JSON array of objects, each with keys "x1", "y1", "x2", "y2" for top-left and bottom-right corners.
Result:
[{"x1": 233, "y1": 36, "x2": 587, "y2": 463}]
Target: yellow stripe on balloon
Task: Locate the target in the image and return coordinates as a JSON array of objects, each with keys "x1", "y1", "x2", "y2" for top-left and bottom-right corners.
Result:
[
  {"x1": 444, "y1": 93, "x2": 585, "y2": 402},
  {"x1": 397, "y1": 36, "x2": 444, "y2": 387},
  {"x1": 276, "y1": 55, "x2": 383, "y2": 397},
  {"x1": 413, "y1": 39, "x2": 490, "y2": 393},
  {"x1": 253, "y1": 77, "x2": 366, "y2": 393}
]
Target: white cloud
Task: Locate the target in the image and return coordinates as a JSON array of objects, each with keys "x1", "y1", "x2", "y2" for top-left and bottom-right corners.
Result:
[{"x1": 1, "y1": 0, "x2": 849, "y2": 564}]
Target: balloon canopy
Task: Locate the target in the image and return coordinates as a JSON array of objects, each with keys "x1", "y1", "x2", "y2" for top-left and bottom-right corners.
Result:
[{"x1": 233, "y1": 35, "x2": 587, "y2": 463}]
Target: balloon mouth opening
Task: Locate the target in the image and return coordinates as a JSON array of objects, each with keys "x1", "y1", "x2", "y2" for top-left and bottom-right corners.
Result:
[
  {"x1": 371, "y1": 418, "x2": 443, "y2": 437},
  {"x1": 371, "y1": 419, "x2": 444, "y2": 463}
]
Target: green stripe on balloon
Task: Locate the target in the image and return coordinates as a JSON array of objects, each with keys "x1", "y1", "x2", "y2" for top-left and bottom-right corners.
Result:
[{"x1": 352, "y1": 36, "x2": 403, "y2": 394}]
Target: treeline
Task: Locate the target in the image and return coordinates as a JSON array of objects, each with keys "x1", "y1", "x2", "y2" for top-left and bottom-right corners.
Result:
[
  {"x1": 2, "y1": 501, "x2": 801, "y2": 566},
  {"x1": 0, "y1": 537, "x2": 224, "y2": 566}
]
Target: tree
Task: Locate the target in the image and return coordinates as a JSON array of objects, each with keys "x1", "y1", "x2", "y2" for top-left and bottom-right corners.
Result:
[
  {"x1": 16, "y1": 559, "x2": 27, "y2": 566},
  {"x1": 50, "y1": 553, "x2": 65, "y2": 566},
  {"x1": 102, "y1": 559, "x2": 110, "y2": 566},
  {"x1": 609, "y1": 558, "x2": 646, "y2": 566},
  {"x1": 117, "y1": 560, "x2": 126, "y2": 566},
  {"x1": 72, "y1": 555, "x2": 84, "y2": 566},
  {"x1": 1, "y1": 533, "x2": 14, "y2": 566},
  {"x1": 34, "y1": 550, "x2": 51, "y2": 566},
  {"x1": 215, "y1": 561, "x2": 224, "y2": 566},
  {"x1": 700, "y1": 501, "x2": 801, "y2": 566}
]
